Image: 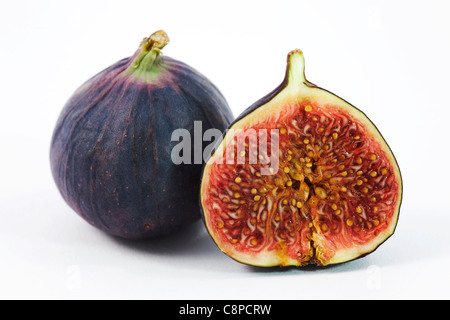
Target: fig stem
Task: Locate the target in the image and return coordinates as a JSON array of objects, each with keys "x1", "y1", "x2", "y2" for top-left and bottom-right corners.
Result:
[
  {"x1": 129, "y1": 30, "x2": 170, "y2": 73},
  {"x1": 286, "y1": 49, "x2": 307, "y2": 88},
  {"x1": 142, "y1": 30, "x2": 170, "y2": 52}
]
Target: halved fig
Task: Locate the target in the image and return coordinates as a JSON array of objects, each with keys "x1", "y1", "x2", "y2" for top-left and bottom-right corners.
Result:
[{"x1": 200, "y1": 50, "x2": 402, "y2": 266}]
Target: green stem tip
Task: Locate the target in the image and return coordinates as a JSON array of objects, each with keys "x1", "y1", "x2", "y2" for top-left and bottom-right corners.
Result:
[
  {"x1": 287, "y1": 49, "x2": 306, "y2": 86},
  {"x1": 141, "y1": 30, "x2": 170, "y2": 52},
  {"x1": 129, "y1": 30, "x2": 170, "y2": 72}
]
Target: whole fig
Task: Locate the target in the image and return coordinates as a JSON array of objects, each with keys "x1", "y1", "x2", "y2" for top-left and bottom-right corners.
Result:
[{"x1": 51, "y1": 30, "x2": 234, "y2": 239}]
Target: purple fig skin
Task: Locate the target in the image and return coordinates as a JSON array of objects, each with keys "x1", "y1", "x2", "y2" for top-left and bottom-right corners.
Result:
[{"x1": 50, "y1": 34, "x2": 234, "y2": 239}]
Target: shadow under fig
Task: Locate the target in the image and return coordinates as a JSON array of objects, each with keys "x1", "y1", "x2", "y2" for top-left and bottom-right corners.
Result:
[
  {"x1": 244, "y1": 253, "x2": 373, "y2": 275},
  {"x1": 109, "y1": 220, "x2": 221, "y2": 258},
  {"x1": 108, "y1": 219, "x2": 374, "y2": 273}
]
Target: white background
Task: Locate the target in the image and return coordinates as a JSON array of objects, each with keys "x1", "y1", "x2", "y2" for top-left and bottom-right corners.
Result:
[{"x1": 1, "y1": 0, "x2": 449, "y2": 299}]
